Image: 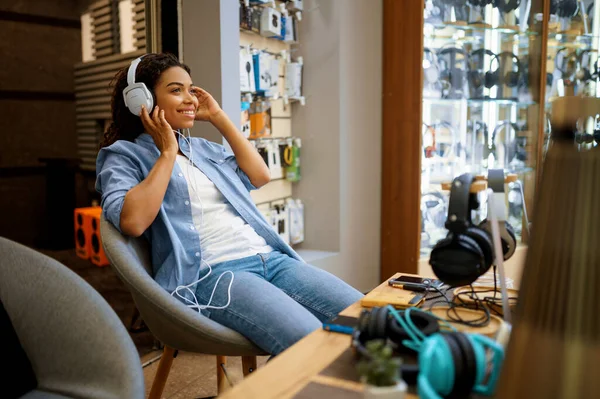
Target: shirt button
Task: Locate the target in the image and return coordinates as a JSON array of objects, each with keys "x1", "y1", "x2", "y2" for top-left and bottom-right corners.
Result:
[
  {"x1": 185, "y1": 200, "x2": 190, "y2": 205},
  {"x1": 190, "y1": 225, "x2": 195, "y2": 230},
  {"x1": 178, "y1": 173, "x2": 183, "y2": 177},
  {"x1": 195, "y1": 252, "x2": 200, "y2": 257}
]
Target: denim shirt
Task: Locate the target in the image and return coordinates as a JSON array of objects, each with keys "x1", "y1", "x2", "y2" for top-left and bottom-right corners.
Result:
[{"x1": 96, "y1": 133, "x2": 302, "y2": 294}]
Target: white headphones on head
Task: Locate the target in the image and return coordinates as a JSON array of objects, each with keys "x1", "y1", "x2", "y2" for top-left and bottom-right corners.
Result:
[{"x1": 123, "y1": 56, "x2": 154, "y2": 116}]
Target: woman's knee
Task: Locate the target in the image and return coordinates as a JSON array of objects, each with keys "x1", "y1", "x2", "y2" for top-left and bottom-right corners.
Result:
[{"x1": 272, "y1": 315, "x2": 321, "y2": 355}]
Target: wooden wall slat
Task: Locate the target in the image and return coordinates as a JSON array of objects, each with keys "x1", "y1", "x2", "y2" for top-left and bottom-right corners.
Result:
[
  {"x1": 90, "y1": 0, "x2": 110, "y2": 11},
  {"x1": 95, "y1": 47, "x2": 113, "y2": 57},
  {"x1": 134, "y1": 11, "x2": 144, "y2": 22},
  {"x1": 94, "y1": 30, "x2": 112, "y2": 41},
  {"x1": 93, "y1": 38, "x2": 113, "y2": 51},
  {"x1": 91, "y1": 5, "x2": 111, "y2": 18},
  {"x1": 75, "y1": 49, "x2": 145, "y2": 71},
  {"x1": 75, "y1": 88, "x2": 113, "y2": 99},
  {"x1": 93, "y1": 14, "x2": 111, "y2": 26},
  {"x1": 93, "y1": 22, "x2": 111, "y2": 34}
]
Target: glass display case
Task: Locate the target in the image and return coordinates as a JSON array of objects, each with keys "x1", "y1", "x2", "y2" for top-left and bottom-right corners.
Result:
[
  {"x1": 544, "y1": 1, "x2": 600, "y2": 152},
  {"x1": 420, "y1": 1, "x2": 550, "y2": 257}
]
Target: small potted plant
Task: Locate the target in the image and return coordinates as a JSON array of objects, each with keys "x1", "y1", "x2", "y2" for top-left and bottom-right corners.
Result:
[{"x1": 356, "y1": 339, "x2": 407, "y2": 399}]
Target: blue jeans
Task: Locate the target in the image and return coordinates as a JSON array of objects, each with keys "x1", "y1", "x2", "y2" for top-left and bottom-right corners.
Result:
[{"x1": 194, "y1": 251, "x2": 363, "y2": 355}]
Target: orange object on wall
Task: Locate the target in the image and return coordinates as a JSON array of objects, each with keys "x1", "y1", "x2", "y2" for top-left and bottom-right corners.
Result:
[
  {"x1": 88, "y1": 208, "x2": 109, "y2": 267},
  {"x1": 74, "y1": 206, "x2": 101, "y2": 259},
  {"x1": 74, "y1": 206, "x2": 109, "y2": 267}
]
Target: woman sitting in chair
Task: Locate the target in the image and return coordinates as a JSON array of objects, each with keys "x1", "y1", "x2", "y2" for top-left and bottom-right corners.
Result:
[{"x1": 96, "y1": 53, "x2": 363, "y2": 355}]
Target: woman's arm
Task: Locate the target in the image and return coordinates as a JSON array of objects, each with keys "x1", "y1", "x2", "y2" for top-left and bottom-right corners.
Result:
[
  {"x1": 120, "y1": 106, "x2": 179, "y2": 237},
  {"x1": 211, "y1": 110, "x2": 271, "y2": 188},
  {"x1": 193, "y1": 86, "x2": 271, "y2": 188},
  {"x1": 120, "y1": 151, "x2": 176, "y2": 237}
]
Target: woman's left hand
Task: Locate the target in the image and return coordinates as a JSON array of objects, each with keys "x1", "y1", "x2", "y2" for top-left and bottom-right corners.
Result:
[{"x1": 192, "y1": 86, "x2": 222, "y2": 122}]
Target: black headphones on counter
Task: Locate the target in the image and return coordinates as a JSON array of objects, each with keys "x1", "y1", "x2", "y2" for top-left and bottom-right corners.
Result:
[
  {"x1": 429, "y1": 173, "x2": 494, "y2": 287},
  {"x1": 429, "y1": 172, "x2": 518, "y2": 287},
  {"x1": 353, "y1": 306, "x2": 506, "y2": 398},
  {"x1": 352, "y1": 306, "x2": 441, "y2": 385}
]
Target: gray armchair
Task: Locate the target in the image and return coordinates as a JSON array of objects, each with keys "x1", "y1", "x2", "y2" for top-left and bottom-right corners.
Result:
[
  {"x1": 100, "y1": 214, "x2": 266, "y2": 399},
  {"x1": 0, "y1": 237, "x2": 144, "y2": 399}
]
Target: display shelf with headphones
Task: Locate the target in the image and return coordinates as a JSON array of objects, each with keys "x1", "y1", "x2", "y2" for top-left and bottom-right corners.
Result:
[{"x1": 420, "y1": 0, "x2": 552, "y2": 257}]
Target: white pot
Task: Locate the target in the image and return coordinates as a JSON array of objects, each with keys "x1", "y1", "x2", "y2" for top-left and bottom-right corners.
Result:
[{"x1": 363, "y1": 380, "x2": 407, "y2": 399}]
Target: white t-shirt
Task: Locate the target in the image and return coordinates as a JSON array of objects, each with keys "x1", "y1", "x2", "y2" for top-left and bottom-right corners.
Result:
[{"x1": 175, "y1": 154, "x2": 273, "y2": 266}]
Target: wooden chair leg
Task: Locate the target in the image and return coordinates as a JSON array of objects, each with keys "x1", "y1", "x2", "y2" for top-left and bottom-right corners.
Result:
[
  {"x1": 148, "y1": 346, "x2": 176, "y2": 399},
  {"x1": 242, "y1": 356, "x2": 257, "y2": 377},
  {"x1": 216, "y1": 355, "x2": 228, "y2": 394}
]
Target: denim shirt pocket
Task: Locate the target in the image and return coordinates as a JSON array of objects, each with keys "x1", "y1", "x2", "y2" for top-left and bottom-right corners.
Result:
[{"x1": 170, "y1": 162, "x2": 191, "y2": 199}]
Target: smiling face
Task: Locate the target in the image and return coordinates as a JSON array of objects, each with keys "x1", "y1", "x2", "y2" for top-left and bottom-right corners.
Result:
[{"x1": 154, "y1": 66, "x2": 199, "y2": 130}]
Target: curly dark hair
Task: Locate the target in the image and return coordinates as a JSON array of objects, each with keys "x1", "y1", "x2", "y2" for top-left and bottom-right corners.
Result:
[{"x1": 100, "y1": 53, "x2": 191, "y2": 148}]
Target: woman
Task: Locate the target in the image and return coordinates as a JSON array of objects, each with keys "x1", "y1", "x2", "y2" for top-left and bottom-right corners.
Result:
[{"x1": 96, "y1": 53, "x2": 363, "y2": 355}]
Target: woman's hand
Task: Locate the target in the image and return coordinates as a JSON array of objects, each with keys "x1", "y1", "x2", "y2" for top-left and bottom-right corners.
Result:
[
  {"x1": 192, "y1": 86, "x2": 223, "y2": 123},
  {"x1": 141, "y1": 105, "x2": 178, "y2": 155}
]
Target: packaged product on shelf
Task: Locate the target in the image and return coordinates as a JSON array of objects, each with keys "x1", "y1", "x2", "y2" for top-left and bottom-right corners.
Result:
[
  {"x1": 286, "y1": 0, "x2": 303, "y2": 12},
  {"x1": 239, "y1": 3, "x2": 253, "y2": 30},
  {"x1": 274, "y1": 203, "x2": 290, "y2": 244},
  {"x1": 260, "y1": 7, "x2": 282, "y2": 37},
  {"x1": 283, "y1": 16, "x2": 296, "y2": 43},
  {"x1": 267, "y1": 141, "x2": 283, "y2": 179},
  {"x1": 249, "y1": 101, "x2": 272, "y2": 139},
  {"x1": 253, "y1": 52, "x2": 278, "y2": 95},
  {"x1": 241, "y1": 101, "x2": 251, "y2": 139},
  {"x1": 251, "y1": 6, "x2": 262, "y2": 33},
  {"x1": 240, "y1": 48, "x2": 256, "y2": 92},
  {"x1": 285, "y1": 61, "x2": 302, "y2": 98},
  {"x1": 287, "y1": 198, "x2": 304, "y2": 245},
  {"x1": 282, "y1": 138, "x2": 301, "y2": 182}
]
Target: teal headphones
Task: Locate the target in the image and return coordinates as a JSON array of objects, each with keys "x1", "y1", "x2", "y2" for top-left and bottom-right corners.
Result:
[{"x1": 418, "y1": 331, "x2": 504, "y2": 399}]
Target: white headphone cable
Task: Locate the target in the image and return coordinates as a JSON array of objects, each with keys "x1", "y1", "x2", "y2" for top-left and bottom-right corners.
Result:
[{"x1": 170, "y1": 129, "x2": 234, "y2": 312}]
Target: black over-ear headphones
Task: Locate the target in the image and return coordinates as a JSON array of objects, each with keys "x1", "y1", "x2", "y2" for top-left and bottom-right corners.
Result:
[
  {"x1": 468, "y1": 0, "x2": 493, "y2": 6},
  {"x1": 352, "y1": 306, "x2": 440, "y2": 384},
  {"x1": 429, "y1": 173, "x2": 494, "y2": 287},
  {"x1": 354, "y1": 306, "x2": 441, "y2": 355},
  {"x1": 492, "y1": 0, "x2": 521, "y2": 13},
  {"x1": 478, "y1": 169, "x2": 517, "y2": 260},
  {"x1": 468, "y1": 48, "x2": 497, "y2": 94},
  {"x1": 557, "y1": 0, "x2": 579, "y2": 18},
  {"x1": 485, "y1": 51, "x2": 521, "y2": 89},
  {"x1": 437, "y1": 45, "x2": 469, "y2": 99}
]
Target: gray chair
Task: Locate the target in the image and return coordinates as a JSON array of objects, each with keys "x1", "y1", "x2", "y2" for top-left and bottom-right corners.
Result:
[
  {"x1": 0, "y1": 237, "x2": 144, "y2": 399},
  {"x1": 100, "y1": 214, "x2": 266, "y2": 399}
]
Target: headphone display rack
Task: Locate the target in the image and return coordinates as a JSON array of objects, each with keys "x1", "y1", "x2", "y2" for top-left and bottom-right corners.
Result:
[
  {"x1": 419, "y1": 0, "x2": 588, "y2": 258},
  {"x1": 238, "y1": 0, "x2": 306, "y2": 247}
]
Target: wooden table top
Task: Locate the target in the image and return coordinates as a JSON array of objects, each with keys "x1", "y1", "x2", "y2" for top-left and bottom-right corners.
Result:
[{"x1": 218, "y1": 273, "x2": 507, "y2": 399}]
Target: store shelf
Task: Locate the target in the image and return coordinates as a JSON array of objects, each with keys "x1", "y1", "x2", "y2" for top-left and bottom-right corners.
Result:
[
  {"x1": 425, "y1": 21, "x2": 539, "y2": 37},
  {"x1": 423, "y1": 97, "x2": 537, "y2": 107}
]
